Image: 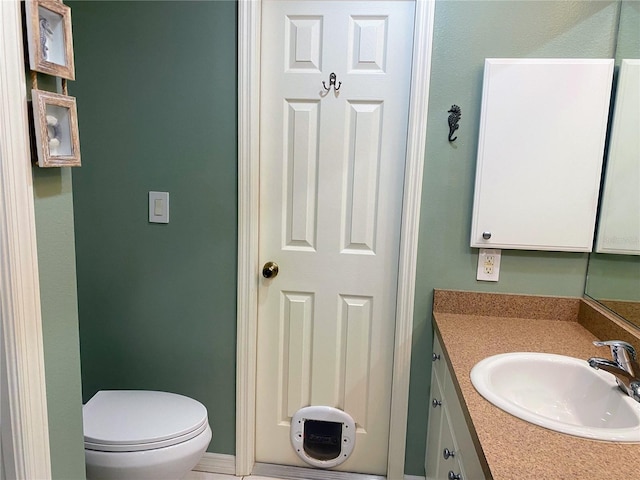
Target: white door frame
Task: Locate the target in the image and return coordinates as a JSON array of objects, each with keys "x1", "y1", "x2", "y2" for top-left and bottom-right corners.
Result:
[
  {"x1": 236, "y1": 1, "x2": 435, "y2": 478},
  {"x1": 0, "y1": 1, "x2": 52, "y2": 478}
]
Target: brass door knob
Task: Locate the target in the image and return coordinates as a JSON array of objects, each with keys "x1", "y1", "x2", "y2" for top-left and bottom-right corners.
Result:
[{"x1": 262, "y1": 261, "x2": 279, "y2": 279}]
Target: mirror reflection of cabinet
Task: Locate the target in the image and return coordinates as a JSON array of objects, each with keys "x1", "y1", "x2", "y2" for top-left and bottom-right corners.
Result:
[
  {"x1": 471, "y1": 59, "x2": 614, "y2": 252},
  {"x1": 595, "y1": 59, "x2": 640, "y2": 255}
]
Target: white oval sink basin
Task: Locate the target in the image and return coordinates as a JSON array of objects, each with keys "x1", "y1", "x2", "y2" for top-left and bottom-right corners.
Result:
[{"x1": 470, "y1": 352, "x2": 640, "y2": 442}]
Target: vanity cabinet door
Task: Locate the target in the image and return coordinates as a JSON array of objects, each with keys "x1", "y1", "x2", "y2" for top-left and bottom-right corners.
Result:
[
  {"x1": 432, "y1": 335, "x2": 446, "y2": 385},
  {"x1": 425, "y1": 368, "x2": 445, "y2": 480},
  {"x1": 443, "y1": 363, "x2": 485, "y2": 479},
  {"x1": 441, "y1": 412, "x2": 465, "y2": 480},
  {"x1": 426, "y1": 334, "x2": 486, "y2": 480}
]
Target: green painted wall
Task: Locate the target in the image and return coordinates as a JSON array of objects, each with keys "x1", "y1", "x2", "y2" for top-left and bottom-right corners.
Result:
[
  {"x1": 33, "y1": 165, "x2": 86, "y2": 479},
  {"x1": 69, "y1": 1, "x2": 238, "y2": 456},
  {"x1": 405, "y1": 0, "x2": 619, "y2": 474}
]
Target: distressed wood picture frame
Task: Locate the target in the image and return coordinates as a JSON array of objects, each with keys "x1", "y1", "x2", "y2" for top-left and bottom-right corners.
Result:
[
  {"x1": 25, "y1": 0, "x2": 75, "y2": 80},
  {"x1": 31, "y1": 89, "x2": 81, "y2": 167}
]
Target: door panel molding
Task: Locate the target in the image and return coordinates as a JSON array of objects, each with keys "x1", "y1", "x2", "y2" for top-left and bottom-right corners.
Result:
[
  {"x1": 236, "y1": 0, "x2": 435, "y2": 477},
  {"x1": 284, "y1": 100, "x2": 320, "y2": 250}
]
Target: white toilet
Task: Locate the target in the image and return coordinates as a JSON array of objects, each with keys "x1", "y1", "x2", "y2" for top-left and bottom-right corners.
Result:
[{"x1": 83, "y1": 390, "x2": 212, "y2": 480}]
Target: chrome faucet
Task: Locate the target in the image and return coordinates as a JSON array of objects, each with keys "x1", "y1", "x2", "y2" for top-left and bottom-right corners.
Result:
[{"x1": 588, "y1": 340, "x2": 640, "y2": 403}]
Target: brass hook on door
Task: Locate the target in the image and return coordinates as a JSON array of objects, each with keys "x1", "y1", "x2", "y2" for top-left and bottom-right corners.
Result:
[{"x1": 322, "y1": 72, "x2": 341, "y2": 92}]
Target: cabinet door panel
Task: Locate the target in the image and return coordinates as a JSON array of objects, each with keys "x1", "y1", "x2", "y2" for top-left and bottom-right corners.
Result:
[
  {"x1": 440, "y1": 410, "x2": 460, "y2": 480},
  {"x1": 425, "y1": 369, "x2": 445, "y2": 480},
  {"x1": 432, "y1": 334, "x2": 446, "y2": 386},
  {"x1": 443, "y1": 357, "x2": 485, "y2": 479},
  {"x1": 471, "y1": 58, "x2": 614, "y2": 252}
]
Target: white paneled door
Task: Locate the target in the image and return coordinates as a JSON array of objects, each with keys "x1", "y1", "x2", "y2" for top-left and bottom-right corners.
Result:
[{"x1": 256, "y1": 1, "x2": 415, "y2": 474}]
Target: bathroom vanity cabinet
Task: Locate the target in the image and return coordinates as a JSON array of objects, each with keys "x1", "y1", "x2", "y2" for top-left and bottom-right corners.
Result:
[
  {"x1": 425, "y1": 335, "x2": 485, "y2": 480},
  {"x1": 430, "y1": 289, "x2": 640, "y2": 479}
]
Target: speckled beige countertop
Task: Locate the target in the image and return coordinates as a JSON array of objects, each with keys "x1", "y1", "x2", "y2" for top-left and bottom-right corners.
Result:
[{"x1": 432, "y1": 289, "x2": 640, "y2": 480}]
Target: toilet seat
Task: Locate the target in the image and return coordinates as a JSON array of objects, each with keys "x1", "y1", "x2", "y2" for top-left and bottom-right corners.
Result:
[{"x1": 83, "y1": 390, "x2": 208, "y2": 452}]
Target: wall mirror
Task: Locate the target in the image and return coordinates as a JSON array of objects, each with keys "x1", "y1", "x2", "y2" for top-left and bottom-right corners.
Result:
[{"x1": 585, "y1": 0, "x2": 640, "y2": 330}]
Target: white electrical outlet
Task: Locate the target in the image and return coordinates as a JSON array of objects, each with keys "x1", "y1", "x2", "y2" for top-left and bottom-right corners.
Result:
[{"x1": 477, "y1": 248, "x2": 501, "y2": 281}]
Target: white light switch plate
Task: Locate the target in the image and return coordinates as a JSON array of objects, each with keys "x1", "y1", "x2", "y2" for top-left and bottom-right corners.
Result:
[{"x1": 149, "y1": 191, "x2": 169, "y2": 223}]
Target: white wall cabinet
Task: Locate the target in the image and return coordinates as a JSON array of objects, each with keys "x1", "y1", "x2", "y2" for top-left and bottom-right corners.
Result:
[
  {"x1": 425, "y1": 335, "x2": 485, "y2": 480},
  {"x1": 471, "y1": 59, "x2": 614, "y2": 252}
]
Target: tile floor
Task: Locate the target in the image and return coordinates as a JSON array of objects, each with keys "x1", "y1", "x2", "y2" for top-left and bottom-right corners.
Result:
[
  {"x1": 183, "y1": 474, "x2": 235, "y2": 480},
  {"x1": 185, "y1": 473, "x2": 288, "y2": 480}
]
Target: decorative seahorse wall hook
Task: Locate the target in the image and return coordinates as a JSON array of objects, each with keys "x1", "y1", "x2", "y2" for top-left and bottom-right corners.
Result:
[{"x1": 448, "y1": 105, "x2": 461, "y2": 142}]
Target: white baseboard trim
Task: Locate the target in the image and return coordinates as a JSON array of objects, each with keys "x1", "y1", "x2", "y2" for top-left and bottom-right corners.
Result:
[
  {"x1": 193, "y1": 454, "x2": 424, "y2": 480},
  {"x1": 193, "y1": 452, "x2": 236, "y2": 475},
  {"x1": 253, "y1": 463, "x2": 385, "y2": 480}
]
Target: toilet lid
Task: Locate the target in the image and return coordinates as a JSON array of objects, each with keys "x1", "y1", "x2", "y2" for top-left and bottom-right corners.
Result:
[{"x1": 83, "y1": 390, "x2": 209, "y2": 452}]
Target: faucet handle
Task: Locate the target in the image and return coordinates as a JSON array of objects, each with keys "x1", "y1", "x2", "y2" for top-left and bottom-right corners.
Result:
[
  {"x1": 593, "y1": 340, "x2": 636, "y2": 358},
  {"x1": 593, "y1": 340, "x2": 637, "y2": 371}
]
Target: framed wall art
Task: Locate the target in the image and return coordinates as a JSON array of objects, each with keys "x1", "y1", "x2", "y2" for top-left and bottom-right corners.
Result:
[
  {"x1": 25, "y1": 0, "x2": 75, "y2": 80},
  {"x1": 31, "y1": 89, "x2": 81, "y2": 167}
]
